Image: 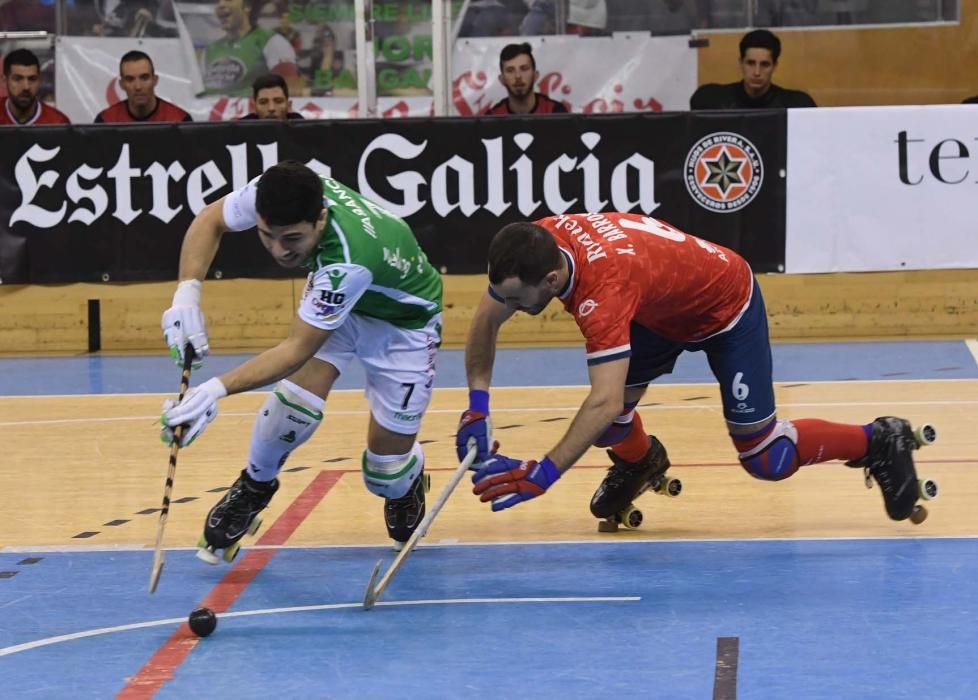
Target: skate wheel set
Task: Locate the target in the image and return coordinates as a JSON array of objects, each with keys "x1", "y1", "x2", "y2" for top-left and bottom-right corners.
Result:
[
  {"x1": 196, "y1": 514, "x2": 264, "y2": 565},
  {"x1": 597, "y1": 474, "x2": 682, "y2": 533},
  {"x1": 862, "y1": 422, "x2": 938, "y2": 525}
]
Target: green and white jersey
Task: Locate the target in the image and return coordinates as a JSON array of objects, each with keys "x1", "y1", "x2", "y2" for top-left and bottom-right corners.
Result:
[
  {"x1": 222, "y1": 175, "x2": 443, "y2": 331},
  {"x1": 203, "y1": 28, "x2": 295, "y2": 96}
]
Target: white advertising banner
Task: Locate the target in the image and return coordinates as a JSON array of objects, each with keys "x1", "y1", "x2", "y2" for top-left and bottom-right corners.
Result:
[
  {"x1": 55, "y1": 34, "x2": 696, "y2": 123},
  {"x1": 786, "y1": 105, "x2": 978, "y2": 273}
]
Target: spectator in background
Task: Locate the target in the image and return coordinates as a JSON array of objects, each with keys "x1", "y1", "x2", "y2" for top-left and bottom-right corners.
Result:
[
  {"x1": 486, "y1": 42, "x2": 568, "y2": 115},
  {"x1": 203, "y1": 0, "x2": 301, "y2": 97},
  {"x1": 0, "y1": 48, "x2": 69, "y2": 125},
  {"x1": 755, "y1": 0, "x2": 820, "y2": 27},
  {"x1": 239, "y1": 73, "x2": 304, "y2": 120},
  {"x1": 459, "y1": 0, "x2": 527, "y2": 37},
  {"x1": 95, "y1": 50, "x2": 192, "y2": 123},
  {"x1": 690, "y1": 29, "x2": 816, "y2": 109},
  {"x1": 567, "y1": 0, "x2": 608, "y2": 35}
]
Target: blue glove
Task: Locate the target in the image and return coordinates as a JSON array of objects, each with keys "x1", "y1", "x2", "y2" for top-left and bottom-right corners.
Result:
[
  {"x1": 471, "y1": 454, "x2": 561, "y2": 511},
  {"x1": 456, "y1": 389, "x2": 496, "y2": 464}
]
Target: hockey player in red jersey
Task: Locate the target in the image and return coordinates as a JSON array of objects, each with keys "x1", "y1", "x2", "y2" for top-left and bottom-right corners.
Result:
[{"x1": 456, "y1": 212, "x2": 934, "y2": 526}]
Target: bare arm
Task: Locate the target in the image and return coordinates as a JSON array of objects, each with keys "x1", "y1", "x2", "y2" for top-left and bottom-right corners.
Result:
[
  {"x1": 218, "y1": 316, "x2": 331, "y2": 395},
  {"x1": 464, "y1": 292, "x2": 516, "y2": 391},
  {"x1": 178, "y1": 198, "x2": 230, "y2": 281},
  {"x1": 545, "y1": 357, "x2": 628, "y2": 472}
]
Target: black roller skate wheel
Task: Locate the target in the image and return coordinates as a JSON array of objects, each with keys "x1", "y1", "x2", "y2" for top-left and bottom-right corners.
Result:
[
  {"x1": 623, "y1": 507, "x2": 643, "y2": 529},
  {"x1": 665, "y1": 477, "x2": 682, "y2": 497},
  {"x1": 909, "y1": 505, "x2": 928, "y2": 525},
  {"x1": 919, "y1": 479, "x2": 939, "y2": 501}
]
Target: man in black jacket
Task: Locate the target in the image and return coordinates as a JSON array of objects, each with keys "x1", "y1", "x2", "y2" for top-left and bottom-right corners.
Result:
[
  {"x1": 690, "y1": 29, "x2": 816, "y2": 109},
  {"x1": 238, "y1": 73, "x2": 304, "y2": 121}
]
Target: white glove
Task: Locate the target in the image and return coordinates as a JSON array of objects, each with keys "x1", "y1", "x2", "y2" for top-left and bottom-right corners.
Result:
[
  {"x1": 160, "y1": 377, "x2": 227, "y2": 447},
  {"x1": 162, "y1": 279, "x2": 209, "y2": 367}
]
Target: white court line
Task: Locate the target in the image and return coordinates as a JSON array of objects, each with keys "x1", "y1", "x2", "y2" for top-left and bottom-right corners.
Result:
[
  {"x1": 966, "y1": 339, "x2": 978, "y2": 369},
  {"x1": 0, "y1": 596, "x2": 640, "y2": 657},
  {"x1": 2, "y1": 398, "x2": 977, "y2": 428},
  {"x1": 5, "y1": 533, "x2": 977, "y2": 554},
  {"x1": 0, "y1": 376, "x2": 976, "y2": 400}
]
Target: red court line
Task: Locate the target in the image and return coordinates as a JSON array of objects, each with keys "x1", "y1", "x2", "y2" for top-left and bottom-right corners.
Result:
[{"x1": 117, "y1": 469, "x2": 343, "y2": 700}]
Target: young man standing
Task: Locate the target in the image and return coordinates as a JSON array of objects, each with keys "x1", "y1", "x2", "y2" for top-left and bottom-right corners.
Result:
[
  {"x1": 95, "y1": 50, "x2": 192, "y2": 123},
  {"x1": 160, "y1": 162, "x2": 443, "y2": 560},
  {"x1": 456, "y1": 213, "x2": 930, "y2": 526},
  {"x1": 485, "y1": 42, "x2": 569, "y2": 115},
  {"x1": 0, "y1": 49, "x2": 70, "y2": 126},
  {"x1": 690, "y1": 29, "x2": 816, "y2": 109}
]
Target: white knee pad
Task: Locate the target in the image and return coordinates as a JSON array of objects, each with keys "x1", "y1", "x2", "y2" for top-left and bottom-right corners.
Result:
[
  {"x1": 246, "y1": 380, "x2": 324, "y2": 481},
  {"x1": 362, "y1": 442, "x2": 424, "y2": 499}
]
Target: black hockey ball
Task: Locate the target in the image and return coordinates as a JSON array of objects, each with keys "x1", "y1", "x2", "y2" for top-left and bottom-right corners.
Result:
[{"x1": 188, "y1": 607, "x2": 217, "y2": 637}]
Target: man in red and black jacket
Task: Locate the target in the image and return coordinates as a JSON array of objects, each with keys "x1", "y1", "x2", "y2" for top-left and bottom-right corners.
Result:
[
  {"x1": 485, "y1": 42, "x2": 569, "y2": 116},
  {"x1": 95, "y1": 50, "x2": 192, "y2": 123},
  {"x1": 0, "y1": 49, "x2": 70, "y2": 125}
]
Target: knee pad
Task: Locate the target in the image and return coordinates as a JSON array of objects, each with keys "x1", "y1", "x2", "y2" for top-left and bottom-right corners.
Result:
[
  {"x1": 362, "y1": 442, "x2": 424, "y2": 499},
  {"x1": 734, "y1": 419, "x2": 800, "y2": 481},
  {"x1": 255, "y1": 380, "x2": 324, "y2": 444},
  {"x1": 594, "y1": 402, "x2": 639, "y2": 448},
  {"x1": 247, "y1": 380, "x2": 324, "y2": 479}
]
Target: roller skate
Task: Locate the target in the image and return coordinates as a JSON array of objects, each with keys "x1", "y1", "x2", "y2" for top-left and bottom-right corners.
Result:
[
  {"x1": 846, "y1": 417, "x2": 938, "y2": 524},
  {"x1": 385, "y1": 471, "x2": 431, "y2": 551},
  {"x1": 196, "y1": 469, "x2": 279, "y2": 564},
  {"x1": 591, "y1": 435, "x2": 682, "y2": 533}
]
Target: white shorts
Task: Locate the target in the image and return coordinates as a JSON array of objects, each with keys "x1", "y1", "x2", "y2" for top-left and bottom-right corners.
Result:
[{"x1": 314, "y1": 313, "x2": 441, "y2": 435}]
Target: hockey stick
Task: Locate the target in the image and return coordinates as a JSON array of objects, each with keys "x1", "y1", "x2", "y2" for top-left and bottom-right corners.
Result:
[
  {"x1": 363, "y1": 446, "x2": 477, "y2": 609},
  {"x1": 148, "y1": 347, "x2": 195, "y2": 593}
]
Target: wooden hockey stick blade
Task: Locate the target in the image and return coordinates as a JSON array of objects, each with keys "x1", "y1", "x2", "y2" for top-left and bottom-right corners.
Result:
[
  {"x1": 148, "y1": 553, "x2": 165, "y2": 593},
  {"x1": 361, "y1": 447, "x2": 477, "y2": 610},
  {"x1": 362, "y1": 560, "x2": 383, "y2": 609}
]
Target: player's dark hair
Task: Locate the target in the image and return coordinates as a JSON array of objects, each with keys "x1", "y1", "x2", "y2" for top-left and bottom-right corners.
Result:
[
  {"x1": 252, "y1": 72, "x2": 289, "y2": 99},
  {"x1": 3, "y1": 48, "x2": 40, "y2": 76},
  {"x1": 739, "y1": 29, "x2": 781, "y2": 62},
  {"x1": 499, "y1": 42, "x2": 535, "y2": 71},
  {"x1": 120, "y1": 49, "x2": 155, "y2": 74},
  {"x1": 488, "y1": 222, "x2": 562, "y2": 286},
  {"x1": 255, "y1": 161, "x2": 323, "y2": 226}
]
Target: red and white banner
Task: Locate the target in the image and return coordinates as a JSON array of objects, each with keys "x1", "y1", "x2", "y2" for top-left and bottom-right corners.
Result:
[{"x1": 55, "y1": 34, "x2": 696, "y2": 123}]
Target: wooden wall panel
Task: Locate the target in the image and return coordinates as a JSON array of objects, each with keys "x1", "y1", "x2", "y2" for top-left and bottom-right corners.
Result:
[{"x1": 1, "y1": 270, "x2": 975, "y2": 354}]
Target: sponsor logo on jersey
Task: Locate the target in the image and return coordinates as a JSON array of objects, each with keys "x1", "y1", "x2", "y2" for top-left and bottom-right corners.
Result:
[
  {"x1": 204, "y1": 57, "x2": 247, "y2": 91},
  {"x1": 578, "y1": 299, "x2": 598, "y2": 316},
  {"x1": 326, "y1": 268, "x2": 347, "y2": 289},
  {"x1": 684, "y1": 132, "x2": 764, "y2": 213},
  {"x1": 318, "y1": 289, "x2": 346, "y2": 305}
]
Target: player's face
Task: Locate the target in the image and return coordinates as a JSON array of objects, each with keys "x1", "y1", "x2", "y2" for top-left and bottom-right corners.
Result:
[
  {"x1": 3, "y1": 64, "x2": 40, "y2": 111},
  {"x1": 256, "y1": 211, "x2": 326, "y2": 268},
  {"x1": 254, "y1": 86, "x2": 290, "y2": 120},
  {"x1": 119, "y1": 59, "x2": 158, "y2": 107},
  {"x1": 491, "y1": 274, "x2": 557, "y2": 316},
  {"x1": 216, "y1": 0, "x2": 248, "y2": 31},
  {"x1": 499, "y1": 54, "x2": 537, "y2": 100},
  {"x1": 739, "y1": 48, "x2": 776, "y2": 95}
]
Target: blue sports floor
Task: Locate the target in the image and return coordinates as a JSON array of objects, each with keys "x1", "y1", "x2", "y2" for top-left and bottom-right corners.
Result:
[{"x1": 1, "y1": 339, "x2": 977, "y2": 699}]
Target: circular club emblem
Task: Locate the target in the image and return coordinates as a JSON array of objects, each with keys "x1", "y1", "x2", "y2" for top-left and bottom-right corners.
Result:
[{"x1": 685, "y1": 132, "x2": 764, "y2": 213}]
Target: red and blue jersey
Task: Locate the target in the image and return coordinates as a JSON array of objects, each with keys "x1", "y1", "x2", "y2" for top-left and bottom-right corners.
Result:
[{"x1": 537, "y1": 212, "x2": 753, "y2": 366}]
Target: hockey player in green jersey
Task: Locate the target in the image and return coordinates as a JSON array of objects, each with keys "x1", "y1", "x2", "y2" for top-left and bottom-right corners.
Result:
[{"x1": 160, "y1": 161, "x2": 443, "y2": 559}]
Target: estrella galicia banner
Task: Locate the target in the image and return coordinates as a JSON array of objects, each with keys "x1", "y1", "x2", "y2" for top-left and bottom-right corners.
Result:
[{"x1": 0, "y1": 112, "x2": 786, "y2": 284}]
